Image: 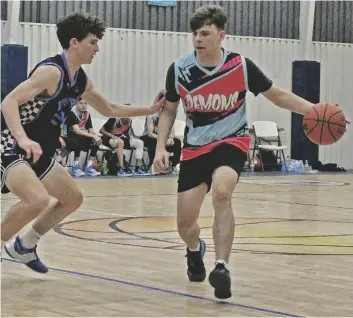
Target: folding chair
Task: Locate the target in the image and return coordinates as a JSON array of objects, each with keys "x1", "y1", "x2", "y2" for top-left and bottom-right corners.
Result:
[
  {"x1": 174, "y1": 119, "x2": 186, "y2": 146},
  {"x1": 251, "y1": 121, "x2": 287, "y2": 171}
]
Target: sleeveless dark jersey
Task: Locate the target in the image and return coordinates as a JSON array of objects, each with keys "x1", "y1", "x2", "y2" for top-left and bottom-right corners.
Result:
[{"x1": 1, "y1": 52, "x2": 87, "y2": 156}]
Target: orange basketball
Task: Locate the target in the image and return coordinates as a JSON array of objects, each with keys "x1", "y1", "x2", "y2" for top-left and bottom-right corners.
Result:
[{"x1": 303, "y1": 103, "x2": 346, "y2": 145}]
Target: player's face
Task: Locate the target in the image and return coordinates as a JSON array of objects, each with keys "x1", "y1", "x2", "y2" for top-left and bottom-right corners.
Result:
[
  {"x1": 192, "y1": 24, "x2": 225, "y2": 57},
  {"x1": 77, "y1": 99, "x2": 88, "y2": 112},
  {"x1": 75, "y1": 34, "x2": 100, "y2": 64}
]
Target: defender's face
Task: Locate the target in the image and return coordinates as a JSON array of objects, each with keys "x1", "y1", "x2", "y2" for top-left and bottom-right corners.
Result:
[
  {"x1": 72, "y1": 34, "x2": 100, "y2": 64},
  {"x1": 192, "y1": 24, "x2": 225, "y2": 57}
]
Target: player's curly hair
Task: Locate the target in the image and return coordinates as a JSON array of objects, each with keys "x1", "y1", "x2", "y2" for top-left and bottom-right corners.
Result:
[
  {"x1": 56, "y1": 12, "x2": 106, "y2": 49},
  {"x1": 190, "y1": 5, "x2": 227, "y2": 32}
]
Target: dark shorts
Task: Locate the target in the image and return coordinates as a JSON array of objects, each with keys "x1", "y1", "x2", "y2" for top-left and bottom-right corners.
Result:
[
  {"x1": 177, "y1": 144, "x2": 247, "y2": 193},
  {"x1": 1, "y1": 153, "x2": 56, "y2": 194}
]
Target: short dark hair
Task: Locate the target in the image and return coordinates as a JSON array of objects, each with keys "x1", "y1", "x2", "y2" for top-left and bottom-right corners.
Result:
[
  {"x1": 56, "y1": 12, "x2": 106, "y2": 49},
  {"x1": 190, "y1": 5, "x2": 227, "y2": 32}
]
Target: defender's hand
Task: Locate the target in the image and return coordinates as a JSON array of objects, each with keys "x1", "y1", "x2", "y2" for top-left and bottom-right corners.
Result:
[{"x1": 17, "y1": 136, "x2": 42, "y2": 163}]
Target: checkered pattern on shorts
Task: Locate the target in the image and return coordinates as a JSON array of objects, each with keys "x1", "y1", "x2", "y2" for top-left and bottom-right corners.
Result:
[{"x1": 1, "y1": 129, "x2": 16, "y2": 153}]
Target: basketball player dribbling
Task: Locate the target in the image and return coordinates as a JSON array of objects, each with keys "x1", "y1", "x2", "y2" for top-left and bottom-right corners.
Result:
[
  {"x1": 0, "y1": 12, "x2": 165, "y2": 272},
  {"x1": 153, "y1": 5, "x2": 350, "y2": 299}
]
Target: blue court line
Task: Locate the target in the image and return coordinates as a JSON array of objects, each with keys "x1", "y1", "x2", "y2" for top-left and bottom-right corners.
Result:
[{"x1": 2, "y1": 258, "x2": 303, "y2": 317}]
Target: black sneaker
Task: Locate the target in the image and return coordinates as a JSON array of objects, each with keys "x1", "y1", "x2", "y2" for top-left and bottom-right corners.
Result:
[
  {"x1": 186, "y1": 239, "x2": 206, "y2": 282},
  {"x1": 208, "y1": 262, "x2": 232, "y2": 299}
]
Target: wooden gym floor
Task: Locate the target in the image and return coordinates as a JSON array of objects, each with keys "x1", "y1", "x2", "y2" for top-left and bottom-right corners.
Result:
[{"x1": 1, "y1": 172, "x2": 353, "y2": 317}]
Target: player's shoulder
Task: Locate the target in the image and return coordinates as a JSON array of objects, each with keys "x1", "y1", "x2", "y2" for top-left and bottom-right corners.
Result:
[
  {"x1": 29, "y1": 55, "x2": 63, "y2": 80},
  {"x1": 174, "y1": 51, "x2": 196, "y2": 69},
  {"x1": 29, "y1": 64, "x2": 62, "y2": 85},
  {"x1": 223, "y1": 49, "x2": 248, "y2": 64}
]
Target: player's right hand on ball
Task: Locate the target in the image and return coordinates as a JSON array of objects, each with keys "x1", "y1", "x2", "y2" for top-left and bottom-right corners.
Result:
[
  {"x1": 17, "y1": 136, "x2": 43, "y2": 163},
  {"x1": 153, "y1": 149, "x2": 170, "y2": 173}
]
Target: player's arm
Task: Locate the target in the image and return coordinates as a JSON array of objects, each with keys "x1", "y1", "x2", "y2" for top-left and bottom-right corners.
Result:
[
  {"x1": 86, "y1": 115, "x2": 99, "y2": 136},
  {"x1": 72, "y1": 124, "x2": 96, "y2": 138},
  {"x1": 1, "y1": 66, "x2": 61, "y2": 161},
  {"x1": 262, "y1": 84, "x2": 314, "y2": 115},
  {"x1": 99, "y1": 118, "x2": 117, "y2": 139},
  {"x1": 245, "y1": 58, "x2": 314, "y2": 115},
  {"x1": 82, "y1": 79, "x2": 165, "y2": 118},
  {"x1": 156, "y1": 63, "x2": 179, "y2": 152},
  {"x1": 72, "y1": 126, "x2": 101, "y2": 144},
  {"x1": 66, "y1": 111, "x2": 95, "y2": 139},
  {"x1": 154, "y1": 63, "x2": 180, "y2": 171},
  {"x1": 156, "y1": 101, "x2": 178, "y2": 152},
  {"x1": 168, "y1": 126, "x2": 175, "y2": 139},
  {"x1": 1, "y1": 66, "x2": 61, "y2": 141}
]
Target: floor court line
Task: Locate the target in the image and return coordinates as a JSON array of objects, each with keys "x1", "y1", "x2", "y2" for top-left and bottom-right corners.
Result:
[
  {"x1": 76, "y1": 209, "x2": 138, "y2": 218},
  {"x1": 2, "y1": 258, "x2": 303, "y2": 318}
]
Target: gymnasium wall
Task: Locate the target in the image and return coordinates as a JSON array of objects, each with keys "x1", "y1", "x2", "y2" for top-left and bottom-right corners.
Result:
[
  {"x1": 1, "y1": 1, "x2": 352, "y2": 43},
  {"x1": 19, "y1": 0, "x2": 301, "y2": 39},
  {"x1": 1, "y1": 21, "x2": 352, "y2": 169}
]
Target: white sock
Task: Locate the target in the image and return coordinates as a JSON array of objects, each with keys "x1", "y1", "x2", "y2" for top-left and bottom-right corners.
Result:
[
  {"x1": 87, "y1": 159, "x2": 93, "y2": 167},
  {"x1": 216, "y1": 259, "x2": 229, "y2": 270},
  {"x1": 74, "y1": 160, "x2": 79, "y2": 166},
  {"x1": 188, "y1": 240, "x2": 200, "y2": 252},
  {"x1": 19, "y1": 227, "x2": 42, "y2": 249}
]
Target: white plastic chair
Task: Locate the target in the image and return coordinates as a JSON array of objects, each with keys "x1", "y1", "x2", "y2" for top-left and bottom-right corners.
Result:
[
  {"x1": 131, "y1": 117, "x2": 147, "y2": 137},
  {"x1": 174, "y1": 119, "x2": 186, "y2": 146},
  {"x1": 251, "y1": 121, "x2": 287, "y2": 171}
]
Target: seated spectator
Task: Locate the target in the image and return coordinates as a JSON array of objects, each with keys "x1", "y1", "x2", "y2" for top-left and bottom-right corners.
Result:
[
  {"x1": 62, "y1": 98, "x2": 101, "y2": 177},
  {"x1": 99, "y1": 116, "x2": 149, "y2": 176},
  {"x1": 140, "y1": 109, "x2": 181, "y2": 172}
]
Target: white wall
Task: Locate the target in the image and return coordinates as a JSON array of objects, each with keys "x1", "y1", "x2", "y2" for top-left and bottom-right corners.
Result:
[{"x1": 1, "y1": 22, "x2": 352, "y2": 168}]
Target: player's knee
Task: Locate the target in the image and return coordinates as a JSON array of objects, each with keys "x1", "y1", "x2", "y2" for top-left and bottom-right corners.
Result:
[
  {"x1": 66, "y1": 188, "x2": 83, "y2": 210},
  {"x1": 59, "y1": 187, "x2": 83, "y2": 211},
  {"x1": 212, "y1": 185, "x2": 232, "y2": 205},
  {"x1": 118, "y1": 139, "x2": 124, "y2": 147},
  {"x1": 177, "y1": 210, "x2": 198, "y2": 231},
  {"x1": 27, "y1": 192, "x2": 50, "y2": 217},
  {"x1": 177, "y1": 218, "x2": 194, "y2": 234}
]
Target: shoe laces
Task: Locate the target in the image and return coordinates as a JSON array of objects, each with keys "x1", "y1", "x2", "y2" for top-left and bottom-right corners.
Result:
[
  {"x1": 185, "y1": 249, "x2": 203, "y2": 268},
  {"x1": 15, "y1": 239, "x2": 38, "y2": 257},
  {"x1": 214, "y1": 262, "x2": 227, "y2": 272}
]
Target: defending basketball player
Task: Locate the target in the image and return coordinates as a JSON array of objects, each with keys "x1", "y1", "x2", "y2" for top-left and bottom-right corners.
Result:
[
  {"x1": 0, "y1": 12, "x2": 165, "y2": 272},
  {"x1": 153, "y1": 5, "x2": 350, "y2": 299}
]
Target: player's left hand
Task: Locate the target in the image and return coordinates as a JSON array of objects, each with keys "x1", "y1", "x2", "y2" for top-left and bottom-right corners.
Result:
[
  {"x1": 153, "y1": 89, "x2": 166, "y2": 104},
  {"x1": 149, "y1": 94, "x2": 166, "y2": 114}
]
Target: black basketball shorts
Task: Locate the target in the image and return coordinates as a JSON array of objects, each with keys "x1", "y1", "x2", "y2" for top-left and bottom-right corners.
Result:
[
  {"x1": 177, "y1": 143, "x2": 247, "y2": 193},
  {"x1": 1, "y1": 153, "x2": 56, "y2": 194}
]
